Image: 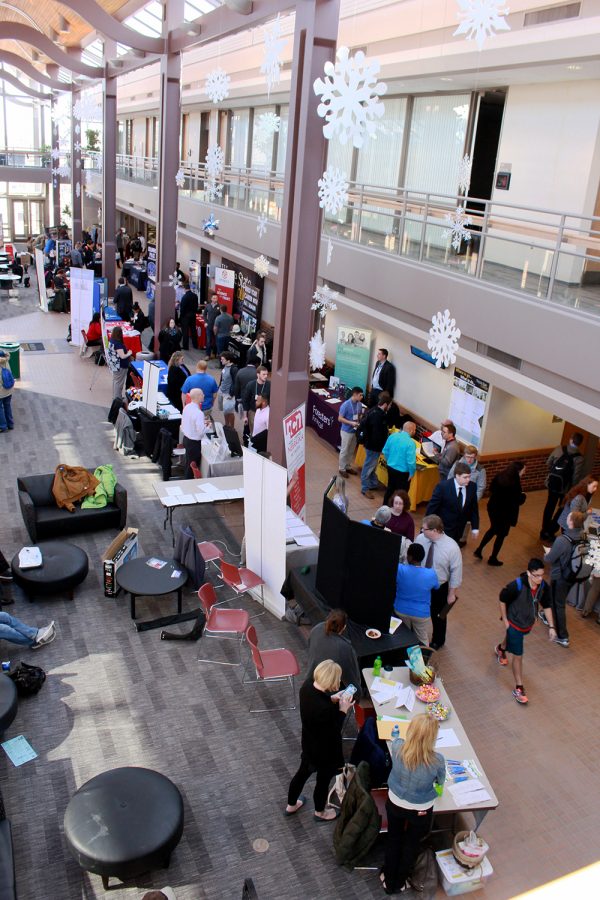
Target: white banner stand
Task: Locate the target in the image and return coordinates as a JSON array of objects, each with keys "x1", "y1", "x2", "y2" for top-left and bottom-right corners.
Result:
[
  {"x1": 143, "y1": 359, "x2": 160, "y2": 414},
  {"x1": 70, "y1": 268, "x2": 94, "y2": 347},
  {"x1": 35, "y1": 249, "x2": 48, "y2": 312}
]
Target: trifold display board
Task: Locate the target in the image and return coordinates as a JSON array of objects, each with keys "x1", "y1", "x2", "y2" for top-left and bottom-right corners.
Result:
[
  {"x1": 70, "y1": 267, "x2": 95, "y2": 347},
  {"x1": 142, "y1": 360, "x2": 160, "y2": 414},
  {"x1": 242, "y1": 449, "x2": 287, "y2": 618},
  {"x1": 35, "y1": 249, "x2": 48, "y2": 312},
  {"x1": 316, "y1": 491, "x2": 400, "y2": 633}
]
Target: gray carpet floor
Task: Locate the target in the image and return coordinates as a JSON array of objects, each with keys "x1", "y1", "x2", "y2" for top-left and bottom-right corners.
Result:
[{"x1": 0, "y1": 387, "x2": 428, "y2": 900}]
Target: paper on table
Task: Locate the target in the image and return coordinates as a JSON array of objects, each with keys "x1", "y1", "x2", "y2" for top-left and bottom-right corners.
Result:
[
  {"x1": 435, "y1": 728, "x2": 461, "y2": 749},
  {"x1": 376, "y1": 718, "x2": 410, "y2": 740},
  {"x1": 162, "y1": 497, "x2": 181, "y2": 507},
  {"x1": 325, "y1": 398, "x2": 341, "y2": 404},
  {"x1": 294, "y1": 535, "x2": 319, "y2": 548},
  {"x1": 198, "y1": 483, "x2": 220, "y2": 495},
  {"x1": 395, "y1": 685, "x2": 415, "y2": 712},
  {"x1": 177, "y1": 495, "x2": 197, "y2": 505},
  {"x1": 389, "y1": 616, "x2": 402, "y2": 634},
  {"x1": 195, "y1": 494, "x2": 215, "y2": 503},
  {"x1": 449, "y1": 779, "x2": 491, "y2": 805},
  {"x1": 165, "y1": 485, "x2": 183, "y2": 495}
]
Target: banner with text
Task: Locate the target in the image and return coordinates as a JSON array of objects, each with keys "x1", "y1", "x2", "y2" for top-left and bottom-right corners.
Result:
[
  {"x1": 283, "y1": 403, "x2": 306, "y2": 521},
  {"x1": 449, "y1": 368, "x2": 490, "y2": 448},
  {"x1": 215, "y1": 266, "x2": 235, "y2": 314},
  {"x1": 335, "y1": 327, "x2": 372, "y2": 395}
]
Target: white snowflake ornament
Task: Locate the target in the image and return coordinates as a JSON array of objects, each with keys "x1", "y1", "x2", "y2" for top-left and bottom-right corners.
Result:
[
  {"x1": 74, "y1": 141, "x2": 82, "y2": 153},
  {"x1": 98, "y1": 208, "x2": 102, "y2": 219},
  {"x1": 261, "y1": 14, "x2": 286, "y2": 97},
  {"x1": 311, "y1": 283, "x2": 338, "y2": 318},
  {"x1": 254, "y1": 255, "x2": 270, "y2": 278},
  {"x1": 326, "y1": 238, "x2": 334, "y2": 266},
  {"x1": 76, "y1": 160, "x2": 81, "y2": 169},
  {"x1": 56, "y1": 164, "x2": 71, "y2": 179},
  {"x1": 205, "y1": 145, "x2": 225, "y2": 180},
  {"x1": 454, "y1": 0, "x2": 510, "y2": 50},
  {"x1": 175, "y1": 168, "x2": 185, "y2": 188},
  {"x1": 75, "y1": 182, "x2": 81, "y2": 198},
  {"x1": 309, "y1": 331, "x2": 326, "y2": 370},
  {"x1": 206, "y1": 179, "x2": 223, "y2": 201},
  {"x1": 257, "y1": 215, "x2": 268, "y2": 239},
  {"x1": 73, "y1": 94, "x2": 102, "y2": 122},
  {"x1": 313, "y1": 47, "x2": 387, "y2": 149},
  {"x1": 254, "y1": 112, "x2": 281, "y2": 148},
  {"x1": 168, "y1": 271, "x2": 182, "y2": 289},
  {"x1": 75, "y1": 124, "x2": 80, "y2": 135},
  {"x1": 51, "y1": 147, "x2": 60, "y2": 161},
  {"x1": 427, "y1": 309, "x2": 461, "y2": 369},
  {"x1": 205, "y1": 68, "x2": 230, "y2": 104},
  {"x1": 442, "y1": 205, "x2": 472, "y2": 251},
  {"x1": 585, "y1": 540, "x2": 600, "y2": 572},
  {"x1": 318, "y1": 167, "x2": 349, "y2": 216},
  {"x1": 457, "y1": 154, "x2": 472, "y2": 194}
]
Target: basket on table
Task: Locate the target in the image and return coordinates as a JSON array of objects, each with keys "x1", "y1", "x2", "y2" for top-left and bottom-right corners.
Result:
[{"x1": 453, "y1": 831, "x2": 489, "y2": 868}]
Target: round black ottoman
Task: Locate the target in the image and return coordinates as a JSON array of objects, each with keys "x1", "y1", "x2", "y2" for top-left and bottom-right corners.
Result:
[
  {"x1": 64, "y1": 767, "x2": 184, "y2": 889},
  {"x1": 0, "y1": 674, "x2": 17, "y2": 734},
  {"x1": 11, "y1": 541, "x2": 88, "y2": 601}
]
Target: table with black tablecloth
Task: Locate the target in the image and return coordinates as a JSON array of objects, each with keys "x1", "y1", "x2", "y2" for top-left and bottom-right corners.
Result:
[
  {"x1": 128, "y1": 266, "x2": 147, "y2": 291},
  {"x1": 227, "y1": 335, "x2": 252, "y2": 367},
  {"x1": 306, "y1": 389, "x2": 343, "y2": 450}
]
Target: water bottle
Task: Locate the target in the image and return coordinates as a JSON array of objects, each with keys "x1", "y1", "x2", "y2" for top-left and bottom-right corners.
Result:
[
  {"x1": 391, "y1": 724, "x2": 400, "y2": 738},
  {"x1": 373, "y1": 655, "x2": 382, "y2": 676}
]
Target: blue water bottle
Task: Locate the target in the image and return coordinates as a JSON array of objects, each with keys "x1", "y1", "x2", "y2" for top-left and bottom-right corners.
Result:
[{"x1": 391, "y1": 724, "x2": 400, "y2": 738}]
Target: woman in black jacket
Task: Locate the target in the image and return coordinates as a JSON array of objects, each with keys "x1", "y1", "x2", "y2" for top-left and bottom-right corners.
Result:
[
  {"x1": 166, "y1": 351, "x2": 190, "y2": 412},
  {"x1": 474, "y1": 461, "x2": 526, "y2": 566},
  {"x1": 157, "y1": 317, "x2": 182, "y2": 363},
  {"x1": 285, "y1": 660, "x2": 354, "y2": 822}
]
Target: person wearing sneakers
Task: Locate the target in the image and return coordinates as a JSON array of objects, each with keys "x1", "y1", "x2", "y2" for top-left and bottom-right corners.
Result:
[
  {"x1": 0, "y1": 613, "x2": 56, "y2": 649},
  {"x1": 542, "y1": 510, "x2": 586, "y2": 648},
  {"x1": 495, "y1": 558, "x2": 555, "y2": 704},
  {"x1": 337, "y1": 387, "x2": 364, "y2": 479}
]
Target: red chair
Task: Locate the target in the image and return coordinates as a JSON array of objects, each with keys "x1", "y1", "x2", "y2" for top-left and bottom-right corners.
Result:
[
  {"x1": 243, "y1": 624, "x2": 300, "y2": 712},
  {"x1": 220, "y1": 560, "x2": 265, "y2": 615},
  {"x1": 198, "y1": 541, "x2": 223, "y2": 567},
  {"x1": 197, "y1": 583, "x2": 249, "y2": 666},
  {"x1": 190, "y1": 461, "x2": 202, "y2": 479}
]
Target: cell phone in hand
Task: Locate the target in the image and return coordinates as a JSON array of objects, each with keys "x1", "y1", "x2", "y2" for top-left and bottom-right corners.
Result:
[{"x1": 342, "y1": 684, "x2": 357, "y2": 701}]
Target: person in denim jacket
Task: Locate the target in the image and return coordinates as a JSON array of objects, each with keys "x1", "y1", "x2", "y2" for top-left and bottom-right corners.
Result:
[{"x1": 381, "y1": 715, "x2": 445, "y2": 894}]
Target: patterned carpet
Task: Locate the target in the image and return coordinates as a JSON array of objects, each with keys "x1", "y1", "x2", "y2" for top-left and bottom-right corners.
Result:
[{"x1": 0, "y1": 387, "x2": 424, "y2": 900}]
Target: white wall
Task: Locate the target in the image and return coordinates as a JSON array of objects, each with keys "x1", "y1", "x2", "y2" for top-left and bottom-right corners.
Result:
[{"x1": 482, "y1": 386, "x2": 564, "y2": 454}]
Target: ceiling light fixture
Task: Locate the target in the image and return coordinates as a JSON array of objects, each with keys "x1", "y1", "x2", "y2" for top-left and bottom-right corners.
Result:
[
  {"x1": 566, "y1": 64, "x2": 581, "y2": 71},
  {"x1": 59, "y1": 16, "x2": 70, "y2": 34}
]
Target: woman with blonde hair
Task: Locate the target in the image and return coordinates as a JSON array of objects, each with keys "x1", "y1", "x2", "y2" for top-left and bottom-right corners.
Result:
[
  {"x1": 166, "y1": 350, "x2": 190, "y2": 412},
  {"x1": 380, "y1": 714, "x2": 446, "y2": 894},
  {"x1": 286, "y1": 659, "x2": 355, "y2": 823}
]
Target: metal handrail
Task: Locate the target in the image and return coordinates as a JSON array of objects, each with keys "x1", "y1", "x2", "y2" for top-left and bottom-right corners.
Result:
[{"x1": 0, "y1": 148, "x2": 52, "y2": 167}]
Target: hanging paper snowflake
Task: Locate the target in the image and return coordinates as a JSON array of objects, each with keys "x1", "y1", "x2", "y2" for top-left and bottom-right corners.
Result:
[
  {"x1": 74, "y1": 141, "x2": 82, "y2": 153},
  {"x1": 98, "y1": 208, "x2": 102, "y2": 219},
  {"x1": 261, "y1": 14, "x2": 286, "y2": 97},
  {"x1": 309, "y1": 331, "x2": 326, "y2": 370},
  {"x1": 254, "y1": 255, "x2": 270, "y2": 278},
  {"x1": 427, "y1": 309, "x2": 461, "y2": 369},
  {"x1": 73, "y1": 94, "x2": 102, "y2": 122},
  {"x1": 454, "y1": 0, "x2": 510, "y2": 50},
  {"x1": 76, "y1": 160, "x2": 81, "y2": 169},
  {"x1": 205, "y1": 67, "x2": 230, "y2": 104},
  {"x1": 74, "y1": 124, "x2": 80, "y2": 135},
  {"x1": 257, "y1": 214, "x2": 268, "y2": 239},
  {"x1": 203, "y1": 213, "x2": 219, "y2": 236},
  {"x1": 457, "y1": 154, "x2": 472, "y2": 194},
  {"x1": 442, "y1": 205, "x2": 472, "y2": 251},
  {"x1": 175, "y1": 168, "x2": 185, "y2": 188},
  {"x1": 50, "y1": 147, "x2": 60, "y2": 161},
  {"x1": 206, "y1": 179, "x2": 223, "y2": 201},
  {"x1": 585, "y1": 540, "x2": 600, "y2": 572},
  {"x1": 311, "y1": 283, "x2": 338, "y2": 318},
  {"x1": 56, "y1": 164, "x2": 71, "y2": 179},
  {"x1": 318, "y1": 167, "x2": 349, "y2": 216},
  {"x1": 254, "y1": 112, "x2": 281, "y2": 148},
  {"x1": 75, "y1": 182, "x2": 81, "y2": 198},
  {"x1": 167, "y1": 271, "x2": 182, "y2": 289},
  {"x1": 205, "y1": 145, "x2": 225, "y2": 180},
  {"x1": 313, "y1": 47, "x2": 387, "y2": 149},
  {"x1": 53, "y1": 180, "x2": 57, "y2": 189},
  {"x1": 326, "y1": 237, "x2": 334, "y2": 266}
]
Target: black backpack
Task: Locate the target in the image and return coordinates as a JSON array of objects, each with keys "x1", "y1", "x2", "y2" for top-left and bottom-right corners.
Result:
[
  {"x1": 355, "y1": 408, "x2": 373, "y2": 446},
  {"x1": 547, "y1": 447, "x2": 579, "y2": 493},
  {"x1": 562, "y1": 535, "x2": 593, "y2": 585},
  {"x1": 9, "y1": 662, "x2": 46, "y2": 697}
]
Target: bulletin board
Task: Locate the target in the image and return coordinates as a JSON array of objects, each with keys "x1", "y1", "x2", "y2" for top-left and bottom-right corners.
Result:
[{"x1": 448, "y1": 368, "x2": 490, "y2": 448}]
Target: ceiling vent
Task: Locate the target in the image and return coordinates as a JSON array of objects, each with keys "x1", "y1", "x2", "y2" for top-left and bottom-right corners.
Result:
[
  {"x1": 476, "y1": 342, "x2": 522, "y2": 370},
  {"x1": 524, "y1": 2, "x2": 580, "y2": 27}
]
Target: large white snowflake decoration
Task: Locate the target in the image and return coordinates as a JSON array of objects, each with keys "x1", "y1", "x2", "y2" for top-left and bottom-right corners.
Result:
[
  {"x1": 257, "y1": 215, "x2": 268, "y2": 239},
  {"x1": 254, "y1": 255, "x2": 270, "y2": 278},
  {"x1": 168, "y1": 271, "x2": 182, "y2": 289},
  {"x1": 318, "y1": 166, "x2": 349, "y2": 216},
  {"x1": 309, "y1": 331, "x2": 326, "y2": 371},
  {"x1": 442, "y1": 205, "x2": 472, "y2": 251},
  {"x1": 311, "y1": 283, "x2": 338, "y2": 319},
  {"x1": 261, "y1": 14, "x2": 286, "y2": 97},
  {"x1": 205, "y1": 68, "x2": 230, "y2": 104},
  {"x1": 175, "y1": 168, "x2": 185, "y2": 188},
  {"x1": 427, "y1": 309, "x2": 461, "y2": 369},
  {"x1": 98, "y1": 208, "x2": 102, "y2": 219},
  {"x1": 76, "y1": 160, "x2": 81, "y2": 169},
  {"x1": 74, "y1": 141, "x2": 82, "y2": 153},
  {"x1": 75, "y1": 182, "x2": 81, "y2": 198},
  {"x1": 75, "y1": 124, "x2": 80, "y2": 135},
  {"x1": 73, "y1": 94, "x2": 102, "y2": 122},
  {"x1": 457, "y1": 154, "x2": 472, "y2": 194},
  {"x1": 206, "y1": 145, "x2": 225, "y2": 181},
  {"x1": 50, "y1": 147, "x2": 60, "y2": 161},
  {"x1": 326, "y1": 237, "x2": 334, "y2": 266},
  {"x1": 585, "y1": 540, "x2": 600, "y2": 572},
  {"x1": 454, "y1": 0, "x2": 510, "y2": 50},
  {"x1": 206, "y1": 179, "x2": 223, "y2": 201},
  {"x1": 56, "y1": 163, "x2": 71, "y2": 179},
  {"x1": 313, "y1": 47, "x2": 387, "y2": 149},
  {"x1": 254, "y1": 112, "x2": 281, "y2": 148}
]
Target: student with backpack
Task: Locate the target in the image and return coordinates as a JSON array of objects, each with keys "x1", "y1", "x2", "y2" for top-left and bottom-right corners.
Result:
[
  {"x1": 0, "y1": 354, "x2": 15, "y2": 432},
  {"x1": 543, "y1": 510, "x2": 589, "y2": 648},
  {"x1": 540, "y1": 433, "x2": 584, "y2": 541},
  {"x1": 494, "y1": 558, "x2": 555, "y2": 705},
  {"x1": 556, "y1": 476, "x2": 598, "y2": 531}
]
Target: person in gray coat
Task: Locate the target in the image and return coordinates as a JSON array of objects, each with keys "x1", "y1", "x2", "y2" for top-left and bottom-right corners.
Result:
[
  {"x1": 543, "y1": 510, "x2": 586, "y2": 648},
  {"x1": 304, "y1": 609, "x2": 362, "y2": 700}
]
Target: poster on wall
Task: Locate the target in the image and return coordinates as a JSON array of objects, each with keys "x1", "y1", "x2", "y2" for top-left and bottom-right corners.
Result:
[
  {"x1": 57, "y1": 239, "x2": 72, "y2": 266},
  {"x1": 334, "y1": 327, "x2": 373, "y2": 394},
  {"x1": 35, "y1": 249, "x2": 48, "y2": 312},
  {"x1": 283, "y1": 403, "x2": 306, "y2": 521},
  {"x1": 448, "y1": 368, "x2": 490, "y2": 448},
  {"x1": 146, "y1": 244, "x2": 157, "y2": 301},
  {"x1": 215, "y1": 266, "x2": 235, "y2": 314},
  {"x1": 70, "y1": 267, "x2": 95, "y2": 347},
  {"x1": 189, "y1": 259, "x2": 200, "y2": 293},
  {"x1": 220, "y1": 258, "x2": 264, "y2": 331}
]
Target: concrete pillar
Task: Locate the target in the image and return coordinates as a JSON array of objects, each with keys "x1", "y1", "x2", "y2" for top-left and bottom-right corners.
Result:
[
  {"x1": 154, "y1": 0, "x2": 184, "y2": 337},
  {"x1": 71, "y1": 90, "x2": 82, "y2": 242},
  {"x1": 102, "y1": 55, "x2": 117, "y2": 295},
  {"x1": 48, "y1": 69, "x2": 61, "y2": 229},
  {"x1": 268, "y1": 0, "x2": 340, "y2": 465}
]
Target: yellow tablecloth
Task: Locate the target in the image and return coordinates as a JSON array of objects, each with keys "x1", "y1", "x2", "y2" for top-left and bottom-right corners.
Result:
[{"x1": 354, "y1": 443, "x2": 439, "y2": 507}]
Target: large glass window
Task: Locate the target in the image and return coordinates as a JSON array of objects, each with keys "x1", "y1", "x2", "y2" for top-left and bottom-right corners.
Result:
[
  {"x1": 251, "y1": 106, "x2": 276, "y2": 170},
  {"x1": 356, "y1": 97, "x2": 406, "y2": 188},
  {"x1": 404, "y1": 94, "x2": 470, "y2": 196},
  {"x1": 275, "y1": 105, "x2": 288, "y2": 173},
  {"x1": 229, "y1": 110, "x2": 250, "y2": 169}
]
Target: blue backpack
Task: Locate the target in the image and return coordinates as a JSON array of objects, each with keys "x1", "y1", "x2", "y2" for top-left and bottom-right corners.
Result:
[{"x1": 1, "y1": 366, "x2": 14, "y2": 390}]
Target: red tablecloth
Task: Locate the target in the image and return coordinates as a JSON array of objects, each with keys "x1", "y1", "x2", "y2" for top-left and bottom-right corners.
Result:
[
  {"x1": 196, "y1": 314, "x2": 206, "y2": 345},
  {"x1": 106, "y1": 322, "x2": 143, "y2": 357}
]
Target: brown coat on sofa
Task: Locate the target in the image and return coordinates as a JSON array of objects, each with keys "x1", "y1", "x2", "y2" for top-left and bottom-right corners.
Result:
[{"x1": 52, "y1": 465, "x2": 99, "y2": 512}]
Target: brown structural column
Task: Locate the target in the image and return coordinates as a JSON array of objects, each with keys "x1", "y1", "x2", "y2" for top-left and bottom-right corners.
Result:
[
  {"x1": 71, "y1": 89, "x2": 82, "y2": 242},
  {"x1": 154, "y1": 1, "x2": 183, "y2": 339},
  {"x1": 102, "y1": 51, "x2": 117, "y2": 296},
  {"x1": 48, "y1": 65, "x2": 62, "y2": 229},
  {"x1": 268, "y1": 0, "x2": 340, "y2": 465}
]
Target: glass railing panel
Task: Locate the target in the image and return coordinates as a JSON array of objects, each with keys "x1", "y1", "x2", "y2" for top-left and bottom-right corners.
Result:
[
  {"x1": 420, "y1": 221, "x2": 477, "y2": 276},
  {"x1": 550, "y1": 249, "x2": 600, "y2": 314},
  {"x1": 479, "y1": 235, "x2": 555, "y2": 298}
]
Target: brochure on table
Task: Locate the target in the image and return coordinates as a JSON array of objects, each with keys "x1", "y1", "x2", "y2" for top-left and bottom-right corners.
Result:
[{"x1": 243, "y1": 449, "x2": 287, "y2": 618}]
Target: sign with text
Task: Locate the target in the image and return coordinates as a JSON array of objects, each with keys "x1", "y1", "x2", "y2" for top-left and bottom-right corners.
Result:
[
  {"x1": 335, "y1": 326, "x2": 372, "y2": 395},
  {"x1": 449, "y1": 368, "x2": 490, "y2": 448},
  {"x1": 283, "y1": 403, "x2": 306, "y2": 521},
  {"x1": 215, "y1": 266, "x2": 235, "y2": 314}
]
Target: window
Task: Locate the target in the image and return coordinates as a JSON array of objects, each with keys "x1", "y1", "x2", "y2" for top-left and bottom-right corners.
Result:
[
  {"x1": 229, "y1": 110, "x2": 250, "y2": 168},
  {"x1": 404, "y1": 94, "x2": 470, "y2": 195},
  {"x1": 251, "y1": 107, "x2": 276, "y2": 170}
]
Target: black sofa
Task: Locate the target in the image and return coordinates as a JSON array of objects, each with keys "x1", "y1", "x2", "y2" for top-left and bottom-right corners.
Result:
[{"x1": 17, "y1": 472, "x2": 127, "y2": 542}]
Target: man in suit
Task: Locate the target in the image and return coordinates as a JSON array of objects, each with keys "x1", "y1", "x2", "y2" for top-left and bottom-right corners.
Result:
[
  {"x1": 426, "y1": 462, "x2": 480, "y2": 545},
  {"x1": 114, "y1": 276, "x2": 133, "y2": 321},
  {"x1": 369, "y1": 348, "x2": 396, "y2": 406},
  {"x1": 179, "y1": 283, "x2": 199, "y2": 351}
]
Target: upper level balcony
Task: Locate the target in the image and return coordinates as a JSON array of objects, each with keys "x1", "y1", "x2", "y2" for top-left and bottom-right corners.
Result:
[{"x1": 0, "y1": 148, "x2": 53, "y2": 183}]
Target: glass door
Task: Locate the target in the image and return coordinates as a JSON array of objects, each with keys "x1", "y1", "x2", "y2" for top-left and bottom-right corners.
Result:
[
  {"x1": 11, "y1": 200, "x2": 27, "y2": 239},
  {"x1": 29, "y1": 200, "x2": 44, "y2": 236}
]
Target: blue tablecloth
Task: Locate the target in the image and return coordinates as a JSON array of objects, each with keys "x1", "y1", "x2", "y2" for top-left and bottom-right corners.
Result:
[
  {"x1": 130, "y1": 359, "x2": 169, "y2": 395},
  {"x1": 103, "y1": 305, "x2": 121, "y2": 322}
]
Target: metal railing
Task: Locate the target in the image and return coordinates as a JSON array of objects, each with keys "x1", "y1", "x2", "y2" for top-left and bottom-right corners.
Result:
[
  {"x1": 87, "y1": 152, "x2": 600, "y2": 316},
  {"x1": 0, "y1": 148, "x2": 52, "y2": 168}
]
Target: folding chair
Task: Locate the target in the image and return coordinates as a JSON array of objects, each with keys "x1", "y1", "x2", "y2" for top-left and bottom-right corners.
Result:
[
  {"x1": 196, "y1": 583, "x2": 249, "y2": 666},
  {"x1": 79, "y1": 329, "x2": 89, "y2": 357},
  {"x1": 220, "y1": 560, "x2": 265, "y2": 616},
  {"x1": 242, "y1": 624, "x2": 300, "y2": 712}
]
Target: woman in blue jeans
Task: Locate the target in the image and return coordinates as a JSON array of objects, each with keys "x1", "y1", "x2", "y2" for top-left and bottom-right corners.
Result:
[{"x1": 381, "y1": 714, "x2": 445, "y2": 894}]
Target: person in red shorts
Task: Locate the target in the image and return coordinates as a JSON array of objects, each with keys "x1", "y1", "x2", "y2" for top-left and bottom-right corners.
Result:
[{"x1": 495, "y1": 558, "x2": 556, "y2": 705}]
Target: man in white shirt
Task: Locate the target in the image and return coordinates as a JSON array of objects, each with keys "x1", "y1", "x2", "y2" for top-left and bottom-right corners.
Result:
[
  {"x1": 181, "y1": 388, "x2": 206, "y2": 478},
  {"x1": 251, "y1": 393, "x2": 269, "y2": 453},
  {"x1": 414, "y1": 515, "x2": 462, "y2": 650}
]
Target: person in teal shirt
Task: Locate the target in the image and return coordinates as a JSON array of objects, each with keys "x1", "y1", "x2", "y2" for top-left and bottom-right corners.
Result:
[{"x1": 382, "y1": 421, "x2": 417, "y2": 504}]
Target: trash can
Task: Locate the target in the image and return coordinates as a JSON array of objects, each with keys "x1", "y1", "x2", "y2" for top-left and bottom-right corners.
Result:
[{"x1": 0, "y1": 342, "x2": 20, "y2": 379}]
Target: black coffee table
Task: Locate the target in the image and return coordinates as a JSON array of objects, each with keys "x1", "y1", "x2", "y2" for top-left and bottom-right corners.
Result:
[
  {"x1": 116, "y1": 556, "x2": 187, "y2": 619},
  {"x1": 64, "y1": 766, "x2": 184, "y2": 889},
  {"x1": 11, "y1": 541, "x2": 89, "y2": 601}
]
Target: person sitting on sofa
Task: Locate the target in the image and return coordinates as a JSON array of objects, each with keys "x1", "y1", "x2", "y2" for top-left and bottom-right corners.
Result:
[{"x1": 0, "y1": 612, "x2": 56, "y2": 649}]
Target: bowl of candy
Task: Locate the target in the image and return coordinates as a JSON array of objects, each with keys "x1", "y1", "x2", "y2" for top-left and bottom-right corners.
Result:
[
  {"x1": 427, "y1": 701, "x2": 450, "y2": 721},
  {"x1": 415, "y1": 684, "x2": 440, "y2": 703}
]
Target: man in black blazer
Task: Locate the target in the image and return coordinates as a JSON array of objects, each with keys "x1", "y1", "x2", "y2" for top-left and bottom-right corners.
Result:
[
  {"x1": 114, "y1": 276, "x2": 133, "y2": 321},
  {"x1": 426, "y1": 462, "x2": 480, "y2": 545},
  {"x1": 369, "y1": 348, "x2": 396, "y2": 406}
]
